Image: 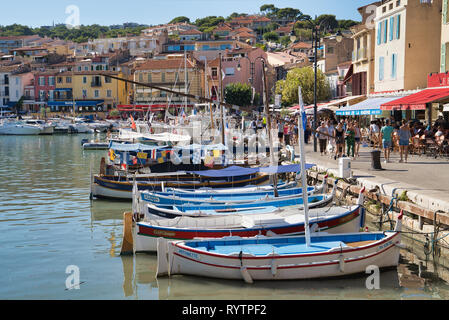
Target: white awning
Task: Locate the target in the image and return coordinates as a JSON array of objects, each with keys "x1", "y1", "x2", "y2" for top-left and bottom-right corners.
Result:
[{"x1": 336, "y1": 96, "x2": 400, "y2": 116}]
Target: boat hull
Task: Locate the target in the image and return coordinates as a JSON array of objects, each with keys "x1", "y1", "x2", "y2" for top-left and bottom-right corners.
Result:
[
  {"x1": 92, "y1": 173, "x2": 270, "y2": 200},
  {"x1": 164, "y1": 232, "x2": 401, "y2": 281},
  {"x1": 134, "y1": 206, "x2": 364, "y2": 252}
]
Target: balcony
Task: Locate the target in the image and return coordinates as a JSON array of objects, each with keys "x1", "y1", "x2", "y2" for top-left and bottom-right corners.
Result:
[
  {"x1": 91, "y1": 81, "x2": 102, "y2": 87},
  {"x1": 352, "y1": 48, "x2": 367, "y2": 63}
]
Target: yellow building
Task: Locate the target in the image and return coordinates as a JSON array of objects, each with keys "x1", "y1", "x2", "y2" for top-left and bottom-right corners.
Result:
[
  {"x1": 52, "y1": 71, "x2": 127, "y2": 112},
  {"x1": 133, "y1": 55, "x2": 203, "y2": 107}
]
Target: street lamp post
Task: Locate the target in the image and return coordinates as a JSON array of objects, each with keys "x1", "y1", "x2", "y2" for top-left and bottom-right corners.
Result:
[{"x1": 290, "y1": 18, "x2": 343, "y2": 152}]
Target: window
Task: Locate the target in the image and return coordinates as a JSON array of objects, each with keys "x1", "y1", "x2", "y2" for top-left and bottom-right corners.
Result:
[
  {"x1": 78, "y1": 66, "x2": 82, "y2": 71},
  {"x1": 379, "y1": 57, "x2": 385, "y2": 81},
  {"x1": 83, "y1": 77, "x2": 87, "y2": 84},
  {"x1": 383, "y1": 20, "x2": 388, "y2": 44},
  {"x1": 57, "y1": 77, "x2": 63, "y2": 84},
  {"x1": 397, "y1": 0, "x2": 401, "y2": 6},
  {"x1": 82, "y1": 90, "x2": 87, "y2": 98},
  {"x1": 161, "y1": 72, "x2": 165, "y2": 82},
  {"x1": 382, "y1": 6, "x2": 387, "y2": 13},
  {"x1": 85, "y1": 66, "x2": 89, "y2": 71},
  {"x1": 49, "y1": 90, "x2": 54, "y2": 101},
  {"x1": 39, "y1": 76, "x2": 45, "y2": 86},
  {"x1": 225, "y1": 67, "x2": 235, "y2": 76},
  {"x1": 94, "y1": 90, "x2": 99, "y2": 98},
  {"x1": 396, "y1": 15, "x2": 401, "y2": 39},
  {"x1": 66, "y1": 77, "x2": 72, "y2": 84},
  {"x1": 107, "y1": 90, "x2": 112, "y2": 97},
  {"x1": 327, "y1": 46, "x2": 334, "y2": 54},
  {"x1": 389, "y1": 17, "x2": 395, "y2": 41},
  {"x1": 391, "y1": 54, "x2": 397, "y2": 79},
  {"x1": 49, "y1": 77, "x2": 55, "y2": 86},
  {"x1": 139, "y1": 73, "x2": 143, "y2": 83},
  {"x1": 389, "y1": 3, "x2": 393, "y2": 9},
  {"x1": 148, "y1": 73, "x2": 152, "y2": 82},
  {"x1": 105, "y1": 76, "x2": 111, "y2": 83},
  {"x1": 377, "y1": 22, "x2": 382, "y2": 45}
]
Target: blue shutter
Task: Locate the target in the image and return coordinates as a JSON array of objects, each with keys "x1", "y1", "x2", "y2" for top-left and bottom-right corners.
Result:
[
  {"x1": 377, "y1": 22, "x2": 382, "y2": 45},
  {"x1": 396, "y1": 15, "x2": 401, "y2": 39},
  {"x1": 391, "y1": 54, "x2": 397, "y2": 79},
  {"x1": 383, "y1": 20, "x2": 388, "y2": 44},
  {"x1": 389, "y1": 17, "x2": 394, "y2": 41},
  {"x1": 379, "y1": 57, "x2": 385, "y2": 81}
]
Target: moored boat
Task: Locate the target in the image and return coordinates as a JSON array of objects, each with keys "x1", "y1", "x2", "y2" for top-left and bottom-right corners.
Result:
[{"x1": 156, "y1": 213, "x2": 403, "y2": 282}]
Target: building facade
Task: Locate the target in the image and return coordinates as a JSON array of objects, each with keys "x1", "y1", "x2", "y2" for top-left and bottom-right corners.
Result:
[{"x1": 374, "y1": 0, "x2": 442, "y2": 92}]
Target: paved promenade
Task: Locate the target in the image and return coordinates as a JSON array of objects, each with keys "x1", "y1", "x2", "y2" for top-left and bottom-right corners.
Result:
[{"x1": 296, "y1": 143, "x2": 449, "y2": 213}]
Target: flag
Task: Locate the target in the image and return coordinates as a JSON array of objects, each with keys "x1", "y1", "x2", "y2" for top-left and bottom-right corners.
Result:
[
  {"x1": 130, "y1": 116, "x2": 136, "y2": 131},
  {"x1": 149, "y1": 149, "x2": 157, "y2": 160},
  {"x1": 121, "y1": 163, "x2": 127, "y2": 170},
  {"x1": 137, "y1": 152, "x2": 147, "y2": 159},
  {"x1": 213, "y1": 149, "x2": 221, "y2": 158},
  {"x1": 109, "y1": 149, "x2": 116, "y2": 161},
  {"x1": 132, "y1": 156, "x2": 138, "y2": 165},
  {"x1": 157, "y1": 157, "x2": 164, "y2": 164},
  {"x1": 204, "y1": 154, "x2": 214, "y2": 168}
]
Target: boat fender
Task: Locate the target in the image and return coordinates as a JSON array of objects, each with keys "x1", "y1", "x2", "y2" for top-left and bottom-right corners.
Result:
[
  {"x1": 271, "y1": 259, "x2": 277, "y2": 276},
  {"x1": 310, "y1": 223, "x2": 319, "y2": 233},
  {"x1": 240, "y1": 266, "x2": 253, "y2": 284},
  {"x1": 266, "y1": 230, "x2": 278, "y2": 237},
  {"x1": 339, "y1": 254, "x2": 345, "y2": 273},
  {"x1": 156, "y1": 238, "x2": 169, "y2": 277},
  {"x1": 394, "y1": 210, "x2": 404, "y2": 232}
]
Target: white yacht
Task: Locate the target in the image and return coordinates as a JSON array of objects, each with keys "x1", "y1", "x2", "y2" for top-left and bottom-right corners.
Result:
[
  {"x1": 0, "y1": 119, "x2": 42, "y2": 135},
  {"x1": 24, "y1": 119, "x2": 54, "y2": 135}
]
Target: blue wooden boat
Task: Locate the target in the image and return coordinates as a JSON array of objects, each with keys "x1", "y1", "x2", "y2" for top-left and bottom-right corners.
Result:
[{"x1": 139, "y1": 178, "x2": 327, "y2": 207}]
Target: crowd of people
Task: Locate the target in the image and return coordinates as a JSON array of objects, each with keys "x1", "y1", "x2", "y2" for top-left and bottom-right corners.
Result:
[{"x1": 260, "y1": 113, "x2": 449, "y2": 163}]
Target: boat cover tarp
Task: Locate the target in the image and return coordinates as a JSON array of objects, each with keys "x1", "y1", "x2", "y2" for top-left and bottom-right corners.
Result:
[
  {"x1": 187, "y1": 164, "x2": 316, "y2": 177},
  {"x1": 109, "y1": 142, "x2": 169, "y2": 152}
]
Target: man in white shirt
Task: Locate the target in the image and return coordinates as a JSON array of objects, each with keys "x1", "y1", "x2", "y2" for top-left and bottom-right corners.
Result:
[{"x1": 369, "y1": 120, "x2": 380, "y2": 149}]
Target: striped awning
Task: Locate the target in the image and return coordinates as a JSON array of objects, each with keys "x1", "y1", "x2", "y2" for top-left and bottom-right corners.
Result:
[{"x1": 336, "y1": 97, "x2": 400, "y2": 116}]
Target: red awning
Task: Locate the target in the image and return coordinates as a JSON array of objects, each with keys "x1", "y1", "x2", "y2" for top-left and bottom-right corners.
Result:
[
  {"x1": 380, "y1": 88, "x2": 449, "y2": 111},
  {"x1": 342, "y1": 64, "x2": 353, "y2": 84}
]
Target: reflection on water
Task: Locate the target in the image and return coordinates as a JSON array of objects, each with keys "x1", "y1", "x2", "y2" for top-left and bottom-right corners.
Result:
[{"x1": 1, "y1": 135, "x2": 449, "y2": 300}]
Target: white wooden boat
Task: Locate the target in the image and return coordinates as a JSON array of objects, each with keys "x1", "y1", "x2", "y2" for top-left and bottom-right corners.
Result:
[
  {"x1": 156, "y1": 213, "x2": 403, "y2": 282},
  {"x1": 0, "y1": 120, "x2": 42, "y2": 135}
]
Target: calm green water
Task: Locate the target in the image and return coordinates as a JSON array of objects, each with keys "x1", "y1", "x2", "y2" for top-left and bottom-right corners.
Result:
[{"x1": 1, "y1": 134, "x2": 449, "y2": 300}]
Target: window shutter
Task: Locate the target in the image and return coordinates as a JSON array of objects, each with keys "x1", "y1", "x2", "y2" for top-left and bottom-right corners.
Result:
[
  {"x1": 379, "y1": 57, "x2": 385, "y2": 81},
  {"x1": 396, "y1": 15, "x2": 401, "y2": 39},
  {"x1": 383, "y1": 20, "x2": 388, "y2": 44},
  {"x1": 377, "y1": 22, "x2": 382, "y2": 45},
  {"x1": 442, "y1": 43, "x2": 447, "y2": 72},
  {"x1": 389, "y1": 17, "x2": 395, "y2": 41}
]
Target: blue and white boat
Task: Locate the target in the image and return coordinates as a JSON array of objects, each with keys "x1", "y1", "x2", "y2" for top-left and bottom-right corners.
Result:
[{"x1": 139, "y1": 177, "x2": 327, "y2": 207}]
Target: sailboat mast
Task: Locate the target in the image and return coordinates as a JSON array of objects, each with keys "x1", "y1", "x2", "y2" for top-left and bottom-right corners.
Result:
[
  {"x1": 219, "y1": 52, "x2": 225, "y2": 146},
  {"x1": 184, "y1": 50, "x2": 188, "y2": 110},
  {"x1": 205, "y1": 59, "x2": 214, "y2": 130},
  {"x1": 297, "y1": 86, "x2": 311, "y2": 247},
  {"x1": 262, "y1": 60, "x2": 278, "y2": 197}
]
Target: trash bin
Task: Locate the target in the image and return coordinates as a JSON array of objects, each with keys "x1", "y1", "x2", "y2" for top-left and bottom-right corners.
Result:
[
  {"x1": 339, "y1": 157, "x2": 352, "y2": 178},
  {"x1": 370, "y1": 150, "x2": 383, "y2": 170}
]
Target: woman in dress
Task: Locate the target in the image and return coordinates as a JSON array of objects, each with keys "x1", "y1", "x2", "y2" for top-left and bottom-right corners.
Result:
[{"x1": 334, "y1": 122, "x2": 345, "y2": 160}]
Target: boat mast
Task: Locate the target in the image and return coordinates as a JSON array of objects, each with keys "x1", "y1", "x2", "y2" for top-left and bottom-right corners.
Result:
[
  {"x1": 219, "y1": 52, "x2": 225, "y2": 146},
  {"x1": 205, "y1": 59, "x2": 214, "y2": 130},
  {"x1": 297, "y1": 86, "x2": 311, "y2": 247},
  {"x1": 262, "y1": 60, "x2": 278, "y2": 197},
  {"x1": 184, "y1": 49, "x2": 188, "y2": 111}
]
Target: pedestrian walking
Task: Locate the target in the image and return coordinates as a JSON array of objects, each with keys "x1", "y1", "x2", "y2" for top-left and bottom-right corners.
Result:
[
  {"x1": 354, "y1": 121, "x2": 361, "y2": 157},
  {"x1": 398, "y1": 120, "x2": 411, "y2": 163},
  {"x1": 317, "y1": 121, "x2": 328, "y2": 156},
  {"x1": 345, "y1": 122, "x2": 356, "y2": 158},
  {"x1": 381, "y1": 119, "x2": 394, "y2": 163},
  {"x1": 334, "y1": 122, "x2": 345, "y2": 160}
]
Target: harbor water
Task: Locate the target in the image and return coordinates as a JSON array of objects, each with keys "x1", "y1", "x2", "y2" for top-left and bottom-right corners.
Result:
[{"x1": 1, "y1": 134, "x2": 449, "y2": 300}]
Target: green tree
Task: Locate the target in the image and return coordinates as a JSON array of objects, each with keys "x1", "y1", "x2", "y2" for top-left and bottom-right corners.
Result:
[
  {"x1": 316, "y1": 14, "x2": 339, "y2": 32},
  {"x1": 279, "y1": 35, "x2": 291, "y2": 47},
  {"x1": 224, "y1": 83, "x2": 253, "y2": 107},
  {"x1": 275, "y1": 67, "x2": 330, "y2": 106},
  {"x1": 194, "y1": 16, "x2": 225, "y2": 32},
  {"x1": 276, "y1": 8, "x2": 302, "y2": 21},
  {"x1": 169, "y1": 16, "x2": 191, "y2": 24},
  {"x1": 260, "y1": 4, "x2": 279, "y2": 17},
  {"x1": 263, "y1": 31, "x2": 279, "y2": 43}
]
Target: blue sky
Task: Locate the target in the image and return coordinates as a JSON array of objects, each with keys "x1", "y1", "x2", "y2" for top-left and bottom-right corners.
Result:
[{"x1": 2, "y1": 0, "x2": 371, "y2": 27}]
